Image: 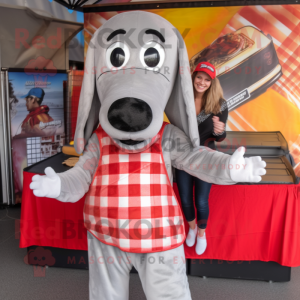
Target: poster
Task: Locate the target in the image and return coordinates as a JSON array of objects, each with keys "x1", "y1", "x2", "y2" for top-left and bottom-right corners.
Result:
[
  {"x1": 9, "y1": 71, "x2": 66, "y2": 138},
  {"x1": 9, "y1": 71, "x2": 67, "y2": 202},
  {"x1": 84, "y1": 5, "x2": 300, "y2": 178}
]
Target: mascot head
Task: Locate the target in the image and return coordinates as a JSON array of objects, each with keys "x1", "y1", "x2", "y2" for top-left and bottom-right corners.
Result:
[{"x1": 75, "y1": 11, "x2": 199, "y2": 153}]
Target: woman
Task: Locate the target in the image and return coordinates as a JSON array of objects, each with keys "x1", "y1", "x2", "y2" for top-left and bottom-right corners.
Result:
[{"x1": 176, "y1": 62, "x2": 228, "y2": 255}]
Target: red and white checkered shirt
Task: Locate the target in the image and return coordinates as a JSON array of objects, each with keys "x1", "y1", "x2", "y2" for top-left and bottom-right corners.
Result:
[{"x1": 83, "y1": 123, "x2": 185, "y2": 253}]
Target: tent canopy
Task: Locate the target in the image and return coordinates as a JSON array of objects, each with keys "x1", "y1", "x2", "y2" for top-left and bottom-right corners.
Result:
[
  {"x1": 80, "y1": 0, "x2": 296, "y2": 12},
  {"x1": 0, "y1": 4, "x2": 83, "y2": 70}
]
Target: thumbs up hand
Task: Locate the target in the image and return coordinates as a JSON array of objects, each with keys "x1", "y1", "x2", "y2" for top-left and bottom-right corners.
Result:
[{"x1": 229, "y1": 147, "x2": 266, "y2": 183}]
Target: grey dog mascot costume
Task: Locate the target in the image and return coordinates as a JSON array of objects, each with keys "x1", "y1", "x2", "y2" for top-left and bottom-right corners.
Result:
[{"x1": 30, "y1": 11, "x2": 266, "y2": 300}]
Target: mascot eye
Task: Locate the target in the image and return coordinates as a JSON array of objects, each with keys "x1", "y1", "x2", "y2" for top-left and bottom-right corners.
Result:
[
  {"x1": 111, "y1": 48, "x2": 125, "y2": 67},
  {"x1": 144, "y1": 48, "x2": 159, "y2": 67},
  {"x1": 140, "y1": 42, "x2": 165, "y2": 70},
  {"x1": 106, "y1": 42, "x2": 130, "y2": 70}
]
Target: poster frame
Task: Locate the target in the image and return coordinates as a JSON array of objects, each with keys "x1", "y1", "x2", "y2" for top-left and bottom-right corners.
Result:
[
  {"x1": 4, "y1": 68, "x2": 68, "y2": 204},
  {"x1": 0, "y1": 68, "x2": 15, "y2": 205}
]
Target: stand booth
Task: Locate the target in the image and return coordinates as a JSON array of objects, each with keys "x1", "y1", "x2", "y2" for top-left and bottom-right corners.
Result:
[{"x1": 19, "y1": 0, "x2": 300, "y2": 283}]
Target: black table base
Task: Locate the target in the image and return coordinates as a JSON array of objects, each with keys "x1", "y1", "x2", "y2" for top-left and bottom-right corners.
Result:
[
  {"x1": 27, "y1": 246, "x2": 89, "y2": 270},
  {"x1": 27, "y1": 247, "x2": 290, "y2": 281},
  {"x1": 188, "y1": 259, "x2": 291, "y2": 282},
  {"x1": 27, "y1": 246, "x2": 138, "y2": 273}
]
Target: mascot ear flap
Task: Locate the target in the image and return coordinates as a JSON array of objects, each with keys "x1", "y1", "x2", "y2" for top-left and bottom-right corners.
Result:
[
  {"x1": 164, "y1": 29, "x2": 199, "y2": 147},
  {"x1": 74, "y1": 36, "x2": 101, "y2": 154}
]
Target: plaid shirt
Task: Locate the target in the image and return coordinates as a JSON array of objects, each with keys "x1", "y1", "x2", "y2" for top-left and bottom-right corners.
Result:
[{"x1": 83, "y1": 123, "x2": 185, "y2": 253}]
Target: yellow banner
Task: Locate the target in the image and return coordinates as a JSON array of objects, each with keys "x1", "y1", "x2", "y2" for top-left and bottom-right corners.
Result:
[{"x1": 84, "y1": 5, "x2": 300, "y2": 176}]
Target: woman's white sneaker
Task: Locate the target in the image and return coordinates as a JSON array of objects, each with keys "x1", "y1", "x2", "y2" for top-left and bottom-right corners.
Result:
[
  {"x1": 186, "y1": 227, "x2": 197, "y2": 247},
  {"x1": 195, "y1": 232, "x2": 207, "y2": 255}
]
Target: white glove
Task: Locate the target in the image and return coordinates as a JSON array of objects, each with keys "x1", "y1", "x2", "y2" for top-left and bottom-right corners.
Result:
[
  {"x1": 30, "y1": 167, "x2": 61, "y2": 198},
  {"x1": 229, "y1": 147, "x2": 267, "y2": 183}
]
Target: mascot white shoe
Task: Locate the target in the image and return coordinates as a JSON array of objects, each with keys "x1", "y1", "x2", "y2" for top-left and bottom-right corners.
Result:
[{"x1": 30, "y1": 11, "x2": 266, "y2": 300}]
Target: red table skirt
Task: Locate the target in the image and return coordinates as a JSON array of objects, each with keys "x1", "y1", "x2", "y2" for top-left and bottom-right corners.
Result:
[
  {"x1": 20, "y1": 171, "x2": 88, "y2": 251},
  {"x1": 20, "y1": 171, "x2": 300, "y2": 266}
]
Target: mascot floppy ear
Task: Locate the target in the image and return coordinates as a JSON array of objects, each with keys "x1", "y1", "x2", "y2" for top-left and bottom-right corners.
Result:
[
  {"x1": 74, "y1": 36, "x2": 101, "y2": 154},
  {"x1": 165, "y1": 29, "x2": 200, "y2": 148}
]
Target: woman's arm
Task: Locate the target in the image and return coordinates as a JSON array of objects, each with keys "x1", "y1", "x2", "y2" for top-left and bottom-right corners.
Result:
[{"x1": 212, "y1": 100, "x2": 228, "y2": 142}]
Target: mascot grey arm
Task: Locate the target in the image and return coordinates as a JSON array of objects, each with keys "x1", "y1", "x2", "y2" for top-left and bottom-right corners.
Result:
[
  {"x1": 31, "y1": 125, "x2": 263, "y2": 202},
  {"x1": 30, "y1": 11, "x2": 266, "y2": 201}
]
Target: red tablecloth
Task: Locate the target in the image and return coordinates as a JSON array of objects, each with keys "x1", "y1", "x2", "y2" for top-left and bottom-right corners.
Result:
[
  {"x1": 20, "y1": 171, "x2": 300, "y2": 266},
  {"x1": 20, "y1": 171, "x2": 87, "y2": 251}
]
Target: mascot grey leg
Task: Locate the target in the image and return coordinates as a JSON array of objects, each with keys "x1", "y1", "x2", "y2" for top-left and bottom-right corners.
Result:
[
  {"x1": 88, "y1": 232, "x2": 131, "y2": 300},
  {"x1": 88, "y1": 232, "x2": 192, "y2": 300},
  {"x1": 134, "y1": 244, "x2": 192, "y2": 300}
]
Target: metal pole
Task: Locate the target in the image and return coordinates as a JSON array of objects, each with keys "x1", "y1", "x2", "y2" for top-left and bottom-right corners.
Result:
[
  {"x1": 3, "y1": 69, "x2": 15, "y2": 205},
  {"x1": 0, "y1": 69, "x2": 11, "y2": 204},
  {"x1": 67, "y1": 70, "x2": 71, "y2": 144},
  {"x1": 0, "y1": 44, "x2": 7, "y2": 205}
]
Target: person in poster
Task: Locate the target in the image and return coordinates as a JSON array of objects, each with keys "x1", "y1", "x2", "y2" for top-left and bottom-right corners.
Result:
[
  {"x1": 19, "y1": 88, "x2": 54, "y2": 136},
  {"x1": 10, "y1": 68, "x2": 66, "y2": 139},
  {"x1": 14, "y1": 87, "x2": 61, "y2": 138}
]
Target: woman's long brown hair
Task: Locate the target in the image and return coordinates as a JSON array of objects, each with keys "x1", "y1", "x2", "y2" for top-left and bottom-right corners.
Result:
[{"x1": 192, "y1": 71, "x2": 224, "y2": 115}]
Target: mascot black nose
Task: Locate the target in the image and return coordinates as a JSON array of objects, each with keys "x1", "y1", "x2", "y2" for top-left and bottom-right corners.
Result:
[{"x1": 108, "y1": 98, "x2": 153, "y2": 132}]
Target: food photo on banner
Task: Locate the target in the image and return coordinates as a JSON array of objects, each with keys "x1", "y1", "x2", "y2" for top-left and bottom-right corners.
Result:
[
  {"x1": 84, "y1": 3, "x2": 300, "y2": 180},
  {"x1": 9, "y1": 69, "x2": 67, "y2": 203}
]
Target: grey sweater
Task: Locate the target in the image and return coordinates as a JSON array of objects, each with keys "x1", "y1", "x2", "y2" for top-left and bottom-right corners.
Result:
[{"x1": 57, "y1": 124, "x2": 235, "y2": 202}]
